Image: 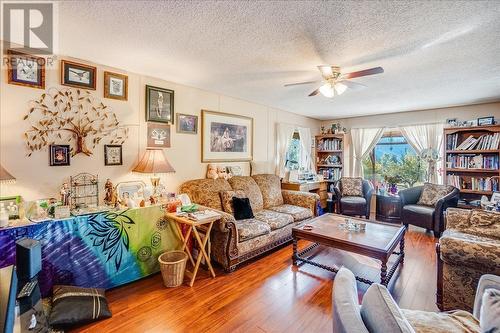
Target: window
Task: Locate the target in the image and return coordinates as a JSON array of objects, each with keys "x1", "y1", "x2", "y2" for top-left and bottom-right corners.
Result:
[
  {"x1": 363, "y1": 131, "x2": 424, "y2": 189},
  {"x1": 285, "y1": 132, "x2": 301, "y2": 171}
]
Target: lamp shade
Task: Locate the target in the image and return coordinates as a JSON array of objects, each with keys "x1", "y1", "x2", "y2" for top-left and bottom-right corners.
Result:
[
  {"x1": 0, "y1": 164, "x2": 16, "y2": 183},
  {"x1": 132, "y1": 149, "x2": 175, "y2": 174}
]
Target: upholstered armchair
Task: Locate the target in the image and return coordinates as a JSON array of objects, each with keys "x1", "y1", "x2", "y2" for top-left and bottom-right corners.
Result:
[
  {"x1": 436, "y1": 208, "x2": 500, "y2": 312},
  {"x1": 333, "y1": 178, "x2": 373, "y2": 219},
  {"x1": 399, "y1": 184, "x2": 459, "y2": 238}
]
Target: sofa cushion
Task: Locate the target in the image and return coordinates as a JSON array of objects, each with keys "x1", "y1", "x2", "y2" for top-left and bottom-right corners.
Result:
[
  {"x1": 252, "y1": 174, "x2": 284, "y2": 208},
  {"x1": 440, "y1": 229, "x2": 500, "y2": 271},
  {"x1": 228, "y1": 176, "x2": 264, "y2": 212},
  {"x1": 480, "y1": 288, "x2": 500, "y2": 333},
  {"x1": 232, "y1": 197, "x2": 255, "y2": 221},
  {"x1": 417, "y1": 183, "x2": 453, "y2": 207},
  {"x1": 402, "y1": 309, "x2": 480, "y2": 333},
  {"x1": 340, "y1": 196, "x2": 366, "y2": 206},
  {"x1": 219, "y1": 190, "x2": 246, "y2": 214},
  {"x1": 234, "y1": 218, "x2": 271, "y2": 242},
  {"x1": 179, "y1": 178, "x2": 232, "y2": 211},
  {"x1": 360, "y1": 284, "x2": 415, "y2": 333},
  {"x1": 254, "y1": 209, "x2": 294, "y2": 230},
  {"x1": 269, "y1": 204, "x2": 313, "y2": 222},
  {"x1": 340, "y1": 177, "x2": 364, "y2": 197},
  {"x1": 332, "y1": 267, "x2": 369, "y2": 333},
  {"x1": 402, "y1": 204, "x2": 435, "y2": 229}
]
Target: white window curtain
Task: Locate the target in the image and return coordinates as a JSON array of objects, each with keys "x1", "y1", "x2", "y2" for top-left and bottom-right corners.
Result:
[
  {"x1": 399, "y1": 123, "x2": 444, "y2": 184},
  {"x1": 275, "y1": 123, "x2": 296, "y2": 178},
  {"x1": 297, "y1": 126, "x2": 313, "y2": 172},
  {"x1": 350, "y1": 127, "x2": 386, "y2": 177}
]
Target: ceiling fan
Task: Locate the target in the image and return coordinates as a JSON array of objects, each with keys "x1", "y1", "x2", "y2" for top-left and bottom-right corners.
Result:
[{"x1": 284, "y1": 65, "x2": 384, "y2": 98}]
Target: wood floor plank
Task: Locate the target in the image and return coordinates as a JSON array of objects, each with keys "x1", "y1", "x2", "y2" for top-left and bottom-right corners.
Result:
[{"x1": 72, "y1": 227, "x2": 437, "y2": 333}]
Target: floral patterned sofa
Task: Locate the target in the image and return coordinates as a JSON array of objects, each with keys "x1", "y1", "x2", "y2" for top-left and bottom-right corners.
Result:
[
  {"x1": 179, "y1": 174, "x2": 319, "y2": 272},
  {"x1": 436, "y1": 208, "x2": 500, "y2": 312}
]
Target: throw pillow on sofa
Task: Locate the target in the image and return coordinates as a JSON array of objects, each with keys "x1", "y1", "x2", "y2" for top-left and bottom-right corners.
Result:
[
  {"x1": 49, "y1": 285, "x2": 112, "y2": 329},
  {"x1": 232, "y1": 197, "x2": 254, "y2": 220},
  {"x1": 220, "y1": 190, "x2": 246, "y2": 214},
  {"x1": 341, "y1": 177, "x2": 364, "y2": 197},
  {"x1": 417, "y1": 183, "x2": 452, "y2": 207}
]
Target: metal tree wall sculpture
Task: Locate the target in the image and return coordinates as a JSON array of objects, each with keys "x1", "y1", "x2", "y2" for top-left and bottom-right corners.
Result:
[{"x1": 24, "y1": 87, "x2": 129, "y2": 156}]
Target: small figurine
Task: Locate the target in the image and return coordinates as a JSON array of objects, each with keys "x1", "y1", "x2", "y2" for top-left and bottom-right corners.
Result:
[
  {"x1": 206, "y1": 164, "x2": 218, "y2": 179},
  {"x1": 60, "y1": 182, "x2": 71, "y2": 206},
  {"x1": 217, "y1": 166, "x2": 229, "y2": 180},
  {"x1": 104, "y1": 179, "x2": 116, "y2": 206}
]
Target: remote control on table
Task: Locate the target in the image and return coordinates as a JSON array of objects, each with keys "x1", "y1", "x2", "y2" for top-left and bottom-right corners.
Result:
[{"x1": 17, "y1": 280, "x2": 37, "y2": 299}]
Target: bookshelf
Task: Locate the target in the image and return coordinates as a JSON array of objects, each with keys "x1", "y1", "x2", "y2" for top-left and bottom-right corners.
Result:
[
  {"x1": 444, "y1": 124, "x2": 500, "y2": 208},
  {"x1": 315, "y1": 134, "x2": 344, "y2": 193}
]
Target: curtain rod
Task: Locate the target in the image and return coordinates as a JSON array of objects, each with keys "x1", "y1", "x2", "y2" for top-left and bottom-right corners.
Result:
[{"x1": 349, "y1": 121, "x2": 445, "y2": 129}]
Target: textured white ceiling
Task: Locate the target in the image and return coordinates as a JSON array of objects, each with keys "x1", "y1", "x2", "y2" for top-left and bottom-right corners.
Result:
[{"x1": 58, "y1": 0, "x2": 500, "y2": 120}]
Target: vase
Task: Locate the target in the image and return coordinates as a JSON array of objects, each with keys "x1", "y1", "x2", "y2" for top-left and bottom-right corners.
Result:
[{"x1": 390, "y1": 184, "x2": 398, "y2": 194}]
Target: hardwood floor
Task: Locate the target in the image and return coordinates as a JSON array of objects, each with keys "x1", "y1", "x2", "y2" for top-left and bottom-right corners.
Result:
[{"x1": 73, "y1": 225, "x2": 439, "y2": 333}]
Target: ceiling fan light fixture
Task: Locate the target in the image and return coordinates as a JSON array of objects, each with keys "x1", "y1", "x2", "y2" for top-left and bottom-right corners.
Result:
[
  {"x1": 319, "y1": 83, "x2": 335, "y2": 98},
  {"x1": 334, "y1": 82, "x2": 347, "y2": 95}
]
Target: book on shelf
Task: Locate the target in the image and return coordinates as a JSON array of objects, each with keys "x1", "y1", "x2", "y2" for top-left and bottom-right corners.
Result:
[
  {"x1": 318, "y1": 168, "x2": 341, "y2": 181},
  {"x1": 447, "y1": 174, "x2": 499, "y2": 192},
  {"x1": 447, "y1": 133, "x2": 500, "y2": 150},
  {"x1": 446, "y1": 154, "x2": 499, "y2": 169},
  {"x1": 318, "y1": 138, "x2": 342, "y2": 151}
]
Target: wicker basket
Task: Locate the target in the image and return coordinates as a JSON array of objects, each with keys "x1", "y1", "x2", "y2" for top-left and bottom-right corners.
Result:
[{"x1": 158, "y1": 251, "x2": 188, "y2": 287}]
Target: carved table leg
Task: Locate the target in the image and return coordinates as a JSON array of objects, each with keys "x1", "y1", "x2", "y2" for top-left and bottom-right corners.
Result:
[
  {"x1": 292, "y1": 236, "x2": 298, "y2": 266},
  {"x1": 380, "y1": 260, "x2": 388, "y2": 286},
  {"x1": 400, "y1": 234, "x2": 405, "y2": 264}
]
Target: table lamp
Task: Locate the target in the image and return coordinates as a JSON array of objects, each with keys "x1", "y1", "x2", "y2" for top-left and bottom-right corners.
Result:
[
  {"x1": 132, "y1": 149, "x2": 175, "y2": 198},
  {"x1": 0, "y1": 164, "x2": 16, "y2": 184}
]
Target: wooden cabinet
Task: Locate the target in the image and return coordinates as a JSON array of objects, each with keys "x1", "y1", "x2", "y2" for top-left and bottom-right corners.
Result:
[
  {"x1": 281, "y1": 181, "x2": 328, "y2": 208},
  {"x1": 315, "y1": 134, "x2": 344, "y2": 195}
]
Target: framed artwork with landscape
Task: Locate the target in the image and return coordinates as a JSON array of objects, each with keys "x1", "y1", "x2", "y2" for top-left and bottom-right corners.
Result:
[
  {"x1": 201, "y1": 110, "x2": 253, "y2": 162},
  {"x1": 7, "y1": 50, "x2": 45, "y2": 89},
  {"x1": 61, "y1": 60, "x2": 96, "y2": 90},
  {"x1": 176, "y1": 113, "x2": 198, "y2": 134},
  {"x1": 145, "y1": 85, "x2": 174, "y2": 123},
  {"x1": 104, "y1": 71, "x2": 128, "y2": 100}
]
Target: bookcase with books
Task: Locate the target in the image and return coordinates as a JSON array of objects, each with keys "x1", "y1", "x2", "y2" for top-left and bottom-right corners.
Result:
[
  {"x1": 315, "y1": 134, "x2": 344, "y2": 193},
  {"x1": 444, "y1": 124, "x2": 500, "y2": 208}
]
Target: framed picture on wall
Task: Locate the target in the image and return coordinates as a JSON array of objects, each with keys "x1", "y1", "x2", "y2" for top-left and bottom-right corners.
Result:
[
  {"x1": 61, "y1": 60, "x2": 96, "y2": 90},
  {"x1": 104, "y1": 71, "x2": 128, "y2": 101},
  {"x1": 201, "y1": 110, "x2": 253, "y2": 162},
  {"x1": 145, "y1": 85, "x2": 174, "y2": 124},
  {"x1": 176, "y1": 113, "x2": 198, "y2": 134},
  {"x1": 104, "y1": 144, "x2": 123, "y2": 166},
  {"x1": 7, "y1": 50, "x2": 45, "y2": 89},
  {"x1": 477, "y1": 116, "x2": 494, "y2": 126},
  {"x1": 49, "y1": 145, "x2": 70, "y2": 166},
  {"x1": 147, "y1": 123, "x2": 171, "y2": 148}
]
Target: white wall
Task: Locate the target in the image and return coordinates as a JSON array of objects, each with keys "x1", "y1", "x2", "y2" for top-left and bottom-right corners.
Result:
[
  {"x1": 322, "y1": 103, "x2": 500, "y2": 175},
  {"x1": 0, "y1": 55, "x2": 320, "y2": 201}
]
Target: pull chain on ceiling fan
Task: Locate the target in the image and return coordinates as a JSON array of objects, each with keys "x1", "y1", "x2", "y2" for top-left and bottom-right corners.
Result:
[{"x1": 284, "y1": 65, "x2": 384, "y2": 98}]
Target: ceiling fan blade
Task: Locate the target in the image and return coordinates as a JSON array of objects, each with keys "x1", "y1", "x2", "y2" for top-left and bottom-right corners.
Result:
[
  {"x1": 284, "y1": 80, "x2": 320, "y2": 87},
  {"x1": 339, "y1": 80, "x2": 367, "y2": 91},
  {"x1": 308, "y1": 88, "x2": 320, "y2": 97},
  {"x1": 317, "y1": 65, "x2": 334, "y2": 78},
  {"x1": 341, "y1": 66, "x2": 384, "y2": 79}
]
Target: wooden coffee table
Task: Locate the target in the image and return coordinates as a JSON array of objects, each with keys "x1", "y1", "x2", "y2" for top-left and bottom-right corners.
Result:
[{"x1": 292, "y1": 213, "x2": 406, "y2": 286}]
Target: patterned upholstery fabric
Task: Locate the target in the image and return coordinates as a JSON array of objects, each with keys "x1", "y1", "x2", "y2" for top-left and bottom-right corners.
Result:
[
  {"x1": 281, "y1": 190, "x2": 319, "y2": 215},
  {"x1": 252, "y1": 174, "x2": 284, "y2": 208},
  {"x1": 440, "y1": 230, "x2": 500, "y2": 271},
  {"x1": 237, "y1": 222, "x2": 294, "y2": 255},
  {"x1": 402, "y1": 309, "x2": 480, "y2": 333},
  {"x1": 269, "y1": 204, "x2": 313, "y2": 222},
  {"x1": 179, "y1": 178, "x2": 231, "y2": 211},
  {"x1": 228, "y1": 176, "x2": 264, "y2": 212},
  {"x1": 340, "y1": 177, "x2": 363, "y2": 197},
  {"x1": 439, "y1": 208, "x2": 500, "y2": 312},
  {"x1": 417, "y1": 183, "x2": 453, "y2": 207},
  {"x1": 234, "y1": 218, "x2": 271, "y2": 242},
  {"x1": 254, "y1": 209, "x2": 294, "y2": 230},
  {"x1": 219, "y1": 190, "x2": 247, "y2": 214}
]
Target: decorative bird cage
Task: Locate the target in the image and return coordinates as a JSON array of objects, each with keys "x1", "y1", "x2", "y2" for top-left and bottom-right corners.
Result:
[{"x1": 70, "y1": 173, "x2": 99, "y2": 210}]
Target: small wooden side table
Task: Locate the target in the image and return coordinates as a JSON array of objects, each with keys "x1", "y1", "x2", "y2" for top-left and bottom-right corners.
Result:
[
  {"x1": 375, "y1": 193, "x2": 402, "y2": 224},
  {"x1": 166, "y1": 212, "x2": 220, "y2": 286}
]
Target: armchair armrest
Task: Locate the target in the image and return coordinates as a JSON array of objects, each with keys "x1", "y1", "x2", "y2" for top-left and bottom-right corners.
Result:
[
  {"x1": 435, "y1": 188, "x2": 460, "y2": 230},
  {"x1": 282, "y1": 190, "x2": 319, "y2": 215},
  {"x1": 444, "y1": 208, "x2": 472, "y2": 231},
  {"x1": 399, "y1": 186, "x2": 423, "y2": 206},
  {"x1": 473, "y1": 274, "x2": 500, "y2": 318}
]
